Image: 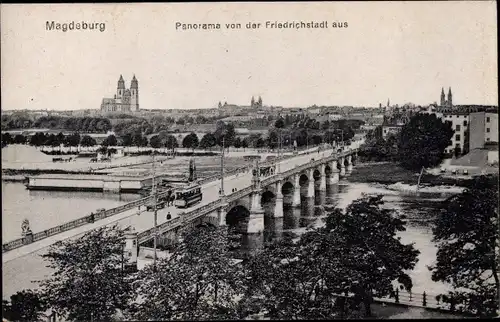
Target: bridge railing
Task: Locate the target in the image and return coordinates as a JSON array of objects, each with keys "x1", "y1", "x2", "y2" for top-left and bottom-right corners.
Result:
[
  {"x1": 260, "y1": 149, "x2": 357, "y2": 187},
  {"x1": 138, "y1": 199, "x2": 224, "y2": 243},
  {"x1": 197, "y1": 165, "x2": 251, "y2": 186},
  {"x1": 226, "y1": 186, "x2": 254, "y2": 203},
  {"x1": 2, "y1": 190, "x2": 169, "y2": 253}
]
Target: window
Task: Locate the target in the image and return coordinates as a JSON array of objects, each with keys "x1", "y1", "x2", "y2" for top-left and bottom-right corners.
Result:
[
  {"x1": 487, "y1": 117, "x2": 490, "y2": 123},
  {"x1": 455, "y1": 134, "x2": 461, "y2": 141},
  {"x1": 486, "y1": 128, "x2": 490, "y2": 133},
  {"x1": 487, "y1": 138, "x2": 491, "y2": 142},
  {"x1": 455, "y1": 125, "x2": 461, "y2": 131},
  {"x1": 463, "y1": 120, "x2": 467, "y2": 126},
  {"x1": 456, "y1": 115, "x2": 459, "y2": 118}
]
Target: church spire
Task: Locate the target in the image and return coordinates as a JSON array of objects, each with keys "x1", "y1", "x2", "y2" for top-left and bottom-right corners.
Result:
[
  {"x1": 131, "y1": 74, "x2": 138, "y2": 89},
  {"x1": 440, "y1": 87, "x2": 446, "y2": 106},
  {"x1": 117, "y1": 75, "x2": 125, "y2": 89},
  {"x1": 447, "y1": 87, "x2": 453, "y2": 108}
]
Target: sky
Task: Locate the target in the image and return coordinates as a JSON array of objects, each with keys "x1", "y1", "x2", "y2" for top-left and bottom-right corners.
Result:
[{"x1": 1, "y1": 2, "x2": 498, "y2": 111}]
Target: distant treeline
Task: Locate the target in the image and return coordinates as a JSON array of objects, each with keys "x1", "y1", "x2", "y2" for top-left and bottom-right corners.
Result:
[{"x1": 1, "y1": 115, "x2": 111, "y2": 133}]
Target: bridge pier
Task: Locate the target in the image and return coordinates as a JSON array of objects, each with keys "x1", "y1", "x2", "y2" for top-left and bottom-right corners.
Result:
[
  {"x1": 319, "y1": 164, "x2": 327, "y2": 191},
  {"x1": 124, "y1": 229, "x2": 138, "y2": 266},
  {"x1": 292, "y1": 174, "x2": 301, "y2": 208},
  {"x1": 274, "y1": 181, "x2": 284, "y2": 218},
  {"x1": 346, "y1": 155, "x2": 353, "y2": 174},
  {"x1": 339, "y1": 157, "x2": 346, "y2": 177},
  {"x1": 328, "y1": 160, "x2": 339, "y2": 184},
  {"x1": 306, "y1": 168, "x2": 315, "y2": 198},
  {"x1": 248, "y1": 191, "x2": 265, "y2": 234},
  {"x1": 218, "y1": 203, "x2": 228, "y2": 227}
]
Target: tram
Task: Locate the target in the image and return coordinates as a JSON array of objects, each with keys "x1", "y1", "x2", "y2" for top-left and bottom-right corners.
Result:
[{"x1": 174, "y1": 184, "x2": 203, "y2": 208}]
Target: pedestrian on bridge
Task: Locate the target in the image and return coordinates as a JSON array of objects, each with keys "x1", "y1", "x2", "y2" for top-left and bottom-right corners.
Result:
[{"x1": 167, "y1": 212, "x2": 171, "y2": 220}]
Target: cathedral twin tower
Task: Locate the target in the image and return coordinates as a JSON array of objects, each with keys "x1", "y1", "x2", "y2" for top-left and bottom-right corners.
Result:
[
  {"x1": 100, "y1": 75, "x2": 140, "y2": 113},
  {"x1": 440, "y1": 87, "x2": 453, "y2": 108}
]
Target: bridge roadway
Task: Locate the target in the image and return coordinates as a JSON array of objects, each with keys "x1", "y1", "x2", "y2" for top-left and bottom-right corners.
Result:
[{"x1": 2, "y1": 143, "x2": 360, "y2": 299}]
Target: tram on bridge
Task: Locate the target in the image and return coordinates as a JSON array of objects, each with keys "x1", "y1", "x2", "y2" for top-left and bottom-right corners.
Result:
[{"x1": 174, "y1": 184, "x2": 202, "y2": 208}]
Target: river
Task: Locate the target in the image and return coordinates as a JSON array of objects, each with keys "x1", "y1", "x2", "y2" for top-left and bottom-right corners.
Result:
[
  {"x1": 1, "y1": 163, "x2": 460, "y2": 298},
  {"x1": 237, "y1": 178, "x2": 459, "y2": 296}
]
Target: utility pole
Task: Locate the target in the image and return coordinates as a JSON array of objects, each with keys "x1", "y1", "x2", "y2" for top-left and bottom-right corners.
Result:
[
  {"x1": 151, "y1": 152, "x2": 158, "y2": 270},
  {"x1": 306, "y1": 130, "x2": 309, "y2": 151},
  {"x1": 220, "y1": 136, "x2": 225, "y2": 196}
]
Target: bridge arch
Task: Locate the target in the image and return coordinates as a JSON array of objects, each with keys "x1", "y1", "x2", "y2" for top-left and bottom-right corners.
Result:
[
  {"x1": 261, "y1": 190, "x2": 276, "y2": 204},
  {"x1": 325, "y1": 164, "x2": 332, "y2": 176},
  {"x1": 226, "y1": 205, "x2": 250, "y2": 234},
  {"x1": 281, "y1": 181, "x2": 294, "y2": 195},
  {"x1": 299, "y1": 173, "x2": 310, "y2": 186},
  {"x1": 313, "y1": 169, "x2": 321, "y2": 181}
]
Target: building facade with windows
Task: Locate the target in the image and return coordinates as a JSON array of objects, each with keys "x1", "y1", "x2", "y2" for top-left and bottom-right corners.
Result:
[
  {"x1": 439, "y1": 112, "x2": 469, "y2": 154},
  {"x1": 469, "y1": 110, "x2": 498, "y2": 150}
]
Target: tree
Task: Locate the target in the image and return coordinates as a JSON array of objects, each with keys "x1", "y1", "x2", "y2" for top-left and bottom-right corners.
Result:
[
  {"x1": 2, "y1": 289, "x2": 48, "y2": 322},
  {"x1": 56, "y1": 132, "x2": 65, "y2": 145},
  {"x1": 233, "y1": 137, "x2": 242, "y2": 148},
  {"x1": 132, "y1": 133, "x2": 147, "y2": 147},
  {"x1": 274, "y1": 117, "x2": 285, "y2": 129},
  {"x1": 65, "y1": 132, "x2": 81, "y2": 147},
  {"x1": 241, "y1": 138, "x2": 249, "y2": 149},
  {"x1": 214, "y1": 121, "x2": 236, "y2": 147},
  {"x1": 2, "y1": 132, "x2": 13, "y2": 147},
  {"x1": 241, "y1": 236, "x2": 361, "y2": 320},
  {"x1": 255, "y1": 138, "x2": 265, "y2": 148},
  {"x1": 182, "y1": 132, "x2": 199, "y2": 150},
  {"x1": 80, "y1": 135, "x2": 96, "y2": 147},
  {"x1": 39, "y1": 225, "x2": 134, "y2": 321},
  {"x1": 121, "y1": 133, "x2": 133, "y2": 147},
  {"x1": 30, "y1": 132, "x2": 47, "y2": 146},
  {"x1": 13, "y1": 134, "x2": 27, "y2": 144},
  {"x1": 132, "y1": 225, "x2": 244, "y2": 320},
  {"x1": 149, "y1": 135, "x2": 162, "y2": 149},
  {"x1": 398, "y1": 113, "x2": 453, "y2": 170},
  {"x1": 199, "y1": 133, "x2": 217, "y2": 150},
  {"x1": 299, "y1": 195, "x2": 420, "y2": 317},
  {"x1": 429, "y1": 175, "x2": 499, "y2": 317},
  {"x1": 164, "y1": 135, "x2": 179, "y2": 150},
  {"x1": 102, "y1": 134, "x2": 118, "y2": 147},
  {"x1": 267, "y1": 131, "x2": 279, "y2": 149}
]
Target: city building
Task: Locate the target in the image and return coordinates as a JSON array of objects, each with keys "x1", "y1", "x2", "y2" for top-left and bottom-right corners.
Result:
[
  {"x1": 469, "y1": 110, "x2": 498, "y2": 148},
  {"x1": 100, "y1": 75, "x2": 139, "y2": 113},
  {"x1": 440, "y1": 111, "x2": 469, "y2": 154},
  {"x1": 420, "y1": 88, "x2": 498, "y2": 154},
  {"x1": 381, "y1": 101, "x2": 414, "y2": 139}
]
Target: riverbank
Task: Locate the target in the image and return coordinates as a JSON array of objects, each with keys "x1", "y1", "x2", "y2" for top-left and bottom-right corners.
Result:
[{"x1": 350, "y1": 162, "x2": 474, "y2": 187}]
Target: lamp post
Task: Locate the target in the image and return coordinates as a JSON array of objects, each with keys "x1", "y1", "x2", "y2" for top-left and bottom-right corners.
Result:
[
  {"x1": 151, "y1": 152, "x2": 158, "y2": 270},
  {"x1": 220, "y1": 136, "x2": 225, "y2": 197}
]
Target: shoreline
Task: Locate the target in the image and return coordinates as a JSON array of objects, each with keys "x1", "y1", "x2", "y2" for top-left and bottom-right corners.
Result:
[{"x1": 350, "y1": 162, "x2": 477, "y2": 187}]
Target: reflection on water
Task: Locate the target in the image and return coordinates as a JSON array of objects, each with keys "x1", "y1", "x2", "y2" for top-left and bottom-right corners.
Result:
[
  {"x1": 232, "y1": 180, "x2": 455, "y2": 294},
  {"x1": 1, "y1": 182, "x2": 140, "y2": 242}
]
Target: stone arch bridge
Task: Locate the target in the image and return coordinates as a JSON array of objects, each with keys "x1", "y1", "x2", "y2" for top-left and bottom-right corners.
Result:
[{"x1": 131, "y1": 148, "x2": 358, "y2": 254}]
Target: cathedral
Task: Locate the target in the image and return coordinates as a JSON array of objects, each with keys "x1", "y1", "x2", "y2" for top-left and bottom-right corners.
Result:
[
  {"x1": 440, "y1": 87, "x2": 453, "y2": 108},
  {"x1": 100, "y1": 75, "x2": 139, "y2": 113}
]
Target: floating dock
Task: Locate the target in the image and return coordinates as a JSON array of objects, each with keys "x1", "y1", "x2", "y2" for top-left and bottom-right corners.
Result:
[{"x1": 26, "y1": 174, "x2": 155, "y2": 193}]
